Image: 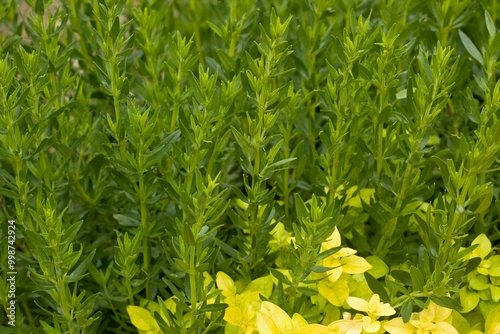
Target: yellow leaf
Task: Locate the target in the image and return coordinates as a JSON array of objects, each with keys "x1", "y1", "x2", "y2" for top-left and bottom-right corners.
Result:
[
  {"x1": 485, "y1": 305, "x2": 500, "y2": 334},
  {"x1": 323, "y1": 265, "x2": 343, "y2": 283},
  {"x1": 244, "y1": 275, "x2": 274, "y2": 298},
  {"x1": 488, "y1": 256, "x2": 500, "y2": 277},
  {"x1": 236, "y1": 198, "x2": 249, "y2": 210},
  {"x1": 299, "y1": 324, "x2": 339, "y2": 334},
  {"x1": 319, "y1": 278, "x2": 349, "y2": 307},
  {"x1": 322, "y1": 227, "x2": 342, "y2": 251},
  {"x1": 335, "y1": 247, "x2": 358, "y2": 258},
  {"x1": 471, "y1": 234, "x2": 491, "y2": 259},
  {"x1": 217, "y1": 271, "x2": 236, "y2": 298},
  {"x1": 459, "y1": 287, "x2": 479, "y2": 313},
  {"x1": 341, "y1": 255, "x2": 372, "y2": 274},
  {"x1": 347, "y1": 196, "x2": 362, "y2": 208},
  {"x1": 432, "y1": 321, "x2": 459, "y2": 334},
  {"x1": 427, "y1": 301, "x2": 452, "y2": 322},
  {"x1": 240, "y1": 291, "x2": 261, "y2": 311},
  {"x1": 257, "y1": 311, "x2": 280, "y2": 334},
  {"x1": 126, "y1": 305, "x2": 160, "y2": 332},
  {"x1": 383, "y1": 317, "x2": 415, "y2": 334},
  {"x1": 292, "y1": 313, "x2": 308, "y2": 330},
  {"x1": 347, "y1": 188, "x2": 374, "y2": 208},
  {"x1": 224, "y1": 305, "x2": 243, "y2": 325},
  {"x1": 362, "y1": 316, "x2": 381, "y2": 333},
  {"x1": 346, "y1": 297, "x2": 369, "y2": 313},
  {"x1": 365, "y1": 255, "x2": 389, "y2": 279},
  {"x1": 328, "y1": 319, "x2": 363, "y2": 334},
  {"x1": 260, "y1": 301, "x2": 294, "y2": 332}
]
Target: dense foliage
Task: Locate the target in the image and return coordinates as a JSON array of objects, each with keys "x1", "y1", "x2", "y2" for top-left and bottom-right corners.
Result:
[{"x1": 0, "y1": 0, "x2": 500, "y2": 333}]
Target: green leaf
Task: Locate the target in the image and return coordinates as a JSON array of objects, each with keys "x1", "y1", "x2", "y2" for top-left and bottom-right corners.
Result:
[
  {"x1": 266, "y1": 157, "x2": 296, "y2": 170},
  {"x1": 391, "y1": 270, "x2": 412, "y2": 286},
  {"x1": 215, "y1": 238, "x2": 241, "y2": 259},
  {"x1": 61, "y1": 221, "x2": 84, "y2": 244},
  {"x1": 162, "y1": 278, "x2": 189, "y2": 303},
  {"x1": 216, "y1": 49, "x2": 236, "y2": 70},
  {"x1": 430, "y1": 295, "x2": 462, "y2": 310},
  {"x1": 35, "y1": 0, "x2": 44, "y2": 15},
  {"x1": 67, "y1": 249, "x2": 96, "y2": 282},
  {"x1": 473, "y1": 188, "x2": 493, "y2": 214},
  {"x1": 459, "y1": 30, "x2": 485, "y2": 66},
  {"x1": 111, "y1": 170, "x2": 137, "y2": 195},
  {"x1": 294, "y1": 193, "x2": 308, "y2": 222},
  {"x1": 409, "y1": 266, "x2": 425, "y2": 292},
  {"x1": 199, "y1": 303, "x2": 228, "y2": 313},
  {"x1": 316, "y1": 246, "x2": 342, "y2": 261},
  {"x1": 119, "y1": 77, "x2": 129, "y2": 99},
  {"x1": 143, "y1": 130, "x2": 181, "y2": 168},
  {"x1": 113, "y1": 214, "x2": 140, "y2": 227},
  {"x1": 463, "y1": 257, "x2": 482, "y2": 276},
  {"x1": 0, "y1": 187, "x2": 20, "y2": 200},
  {"x1": 269, "y1": 268, "x2": 293, "y2": 286},
  {"x1": 485, "y1": 11, "x2": 496, "y2": 38},
  {"x1": 364, "y1": 272, "x2": 390, "y2": 302},
  {"x1": 401, "y1": 299, "x2": 413, "y2": 323},
  {"x1": 381, "y1": 217, "x2": 397, "y2": 240},
  {"x1": 310, "y1": 266, "x2": 334, "y2": 273},
  {"x1": 231, "y1": 126, "x2": 253, "y2": 153},
  {"x1": 24, "y1": 230, "x2": 45, "y2": 250},
  {"x1": 296, "y1": 287, "x2": 318, "y2": 296},
  {"x1": 110, "y1": 17, "x2": 120, "y2": 40},
  {"x1": 183, "y1": 224, "x2": 196, "y2": 246}
]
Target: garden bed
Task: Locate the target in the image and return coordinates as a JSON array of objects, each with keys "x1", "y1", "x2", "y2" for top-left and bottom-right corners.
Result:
[{"x1": 0, "y1": 0, "x2": 499, "y2": 333}]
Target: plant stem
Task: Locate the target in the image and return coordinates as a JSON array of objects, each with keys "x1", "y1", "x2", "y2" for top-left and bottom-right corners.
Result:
[
  {"x1": 59, "y1": 283, "x2": 75, "y2": 334},
  {"x1": 138, "y1": 169, "x2": 151, "y2": 299},
  {"x1": 189, "y1": 246, "x2": 197, "y2": 325}
]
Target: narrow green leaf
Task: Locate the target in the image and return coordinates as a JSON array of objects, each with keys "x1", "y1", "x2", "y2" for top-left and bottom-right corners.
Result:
[
  {"x1": 0, "y1": 187, "x2": 20, "y2": 200},
  {"x1": 431, "y1": 156, "x2": 450, "y2": 186},
  {"x1": 111, "y1": 170, "x2": 137, "y2": 195},
  {"x1": 391, "y1": 270, "x2": 412, "y2": 286},
  {"x1": 485, "y1": 11, "x2": 496, "y2": 38},
  {"x1": 162, "y1": 278, "x2": 189, "y2": 303},
  {"x1": 364, "y1": 272, "x2": 390, "y2": 302},
  {"x1": 459, "y1": 30, "x2": 485, "y2": 66},
  {"x1": 294, "y1": 193, "x2": 308, "y2": 222},
  {"x1": 216, "y1": 49, "x2": 236, "y2": 70},
  {"x1": 110, "y1": 17, "x2": 120, "y2": 40},
  {"x1": 409, "y1": 266, "x2": 425, "y2": 292},
  {"x1": 230, "y1": 126, "x2": 253, "y2": 152},
  {"x1": 296, "y1": 287, "x2": 318, "y2": 296},
  {"x1": 215, "y1": 238, "x2": 241, "y2": 260},
  {"x1": 316, "y1": 246, "x2": 342, "y2": 261},
  {"x1": 269, "y1": 268, "x2": 293, "y2": 286},
  {"x1": 183, "y1": 224, "x2": 196, "y2": 246},
  {"x1": 463, "y1": 257, "x2": 482, "y2": 276},
  {"x1": 67, "y1": 249, "x2": 96, "y2": 282},
  {"x1": 199, "y1": 303, "x2": 228, "y2": 313},
  {"x1": 61, "y1": 221, "x2": 84, "y2": 244},
  {"x1": 266, "y1": 157, "x2": 296, "y2": 170},
  {"x1": 35, "y1": 0, "x2": 44, "y2": 15},
  {"x1": 430, "y1": 295, "x2": 462, "y2": 310},
  {"x1": 309, "y1": 265, "x2": 334, "y2": 273},
  {"x1": 473, "y1": 188, "x2": 493, "y2": 214},
  {"x1": 401, "y1": 299, "x2": 413, "y2": 323}
]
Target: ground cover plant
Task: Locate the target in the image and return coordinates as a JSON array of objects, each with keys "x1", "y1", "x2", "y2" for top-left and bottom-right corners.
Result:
[{"x1": 0, "y1": 0, "x2": 500, "y2": 333}]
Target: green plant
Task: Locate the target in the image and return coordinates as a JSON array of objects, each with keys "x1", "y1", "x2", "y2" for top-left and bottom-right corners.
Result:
[{"x1": 0, "y1": 1, "x2": 499, "y2": 333}]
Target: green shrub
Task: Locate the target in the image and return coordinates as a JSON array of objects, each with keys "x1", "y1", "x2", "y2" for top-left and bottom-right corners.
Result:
[{"x1": 0, "y1": 0, "x2": 499, "y2": 333}]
